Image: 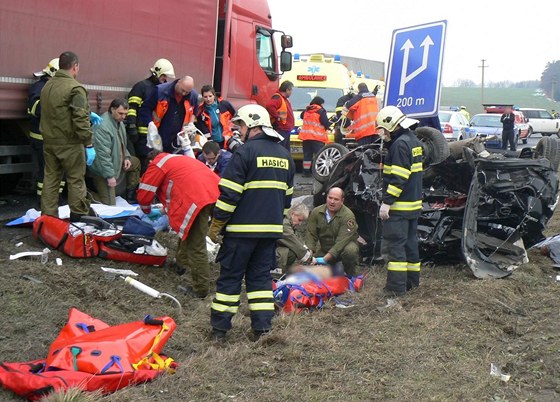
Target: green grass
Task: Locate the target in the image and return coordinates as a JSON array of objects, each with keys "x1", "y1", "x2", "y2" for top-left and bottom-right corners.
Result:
[{"x1": 440, "y1": 87, "x2": 560, "y2": 115}]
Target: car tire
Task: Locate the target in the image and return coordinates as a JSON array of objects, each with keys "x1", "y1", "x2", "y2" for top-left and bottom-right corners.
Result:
[
  {"x1": 535, "y1": 136, "x2": 560, "y2": 171},
  {"x1": 312, "y1": 143, "x2": 349, "y2": 183},
  {"x1": 414, "y1": 126, "x2": 450, "y2": 166}
]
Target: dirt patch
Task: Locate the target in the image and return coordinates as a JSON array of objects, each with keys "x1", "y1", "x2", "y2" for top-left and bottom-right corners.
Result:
[{"x1": 0, "y1": 185, "x2": 559, "y2": 401}]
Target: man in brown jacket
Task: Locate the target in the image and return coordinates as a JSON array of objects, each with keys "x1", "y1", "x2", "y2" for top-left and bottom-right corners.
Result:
[{"x1": 40, "y1": 51, "x2": 95, "y2": 221}]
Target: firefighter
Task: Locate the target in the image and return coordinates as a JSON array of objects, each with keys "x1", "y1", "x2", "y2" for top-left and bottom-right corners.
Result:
[
  {"x1": 298, "y1": 96, "x2": 331, "y2": 177},
  {"x1": 266, "y1": 80, "x2": 295, "y2": 151},
  {"x1": 305, "y1": 187, "x2": 360, "y2": 277},
  {"x1": 377, "y1": 106, "x2": 423, "y2": 297},
  {"x1": 139, "y1": 75, "x2": 198, "y2": 154},
  {"x1": 137, "y1": 150, "x2": 220, "y2": 298},
  {"x1": 27, "y1": 58, "x2": 66, "y2": 198},
  {"x1": 195, "y1": 84, "x2": 236, "y2": 149},
  {"x1": 343, "y1": 83, "x2": 380, "y2": 145},
  {"x1": 40, "y1": 51, "x2": 96, "y2": 221},
  {"x1": 208, "y1": 104, "x2": 295, "y2": 341},
  {"x1": 333, "y1": 89, "x2": 355, "y2": 144},
  {"x1": 125, "y1": 59, "x2": 175, "y2": 171}
]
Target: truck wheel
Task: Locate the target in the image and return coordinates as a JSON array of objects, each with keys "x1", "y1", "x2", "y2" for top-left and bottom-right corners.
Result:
[
  {"x1": 535, "y1": 136, "x2": 560, "y2": 171},
  {"x1": 312, "y1": 143, "x2": 349, "y2": 183},
  {"x1": 415, "y1": 126, "x2": 450, "y2": 167}
]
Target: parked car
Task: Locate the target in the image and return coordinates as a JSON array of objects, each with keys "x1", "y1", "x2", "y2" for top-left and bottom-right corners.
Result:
[
  {"x1": 312, "y1": 136, "x2": 560, "y2": 279},
  {"x1": 438, "y1": 110, "x2": 473, "y2": 141},
  {"x1": 519, "y1": 108, "x2": 560, "y2": 137},
  {"x1": 469, "y1": 113, "x2": 521, "y2": 148}
]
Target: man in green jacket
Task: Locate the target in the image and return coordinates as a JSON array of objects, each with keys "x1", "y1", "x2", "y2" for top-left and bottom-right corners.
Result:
[
  {"x1": 89, "y1": 98, "x2": 140, "y2": 205},
  {"x1": 40, "y1": 51, "x2": 95, "y2": 221},
  {"x1": 305, "y1": 187, "x2": 360, "y2": 276},
  {"x1": 276, "y1": 202, "x2": 313, "y2": 273}
]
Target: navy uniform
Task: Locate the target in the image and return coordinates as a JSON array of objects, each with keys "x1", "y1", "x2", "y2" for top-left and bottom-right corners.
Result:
[
  {"x1": 210, "y1": 110, "x2": 295, "y2": 337},
  {"x1": 382, "y1": 126, "x2": 424, "y2": 295}
]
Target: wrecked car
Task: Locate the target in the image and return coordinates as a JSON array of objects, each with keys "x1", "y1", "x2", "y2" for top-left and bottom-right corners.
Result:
[{"x1": 312, "y1": 130, "x2": 560, "y2": 279}]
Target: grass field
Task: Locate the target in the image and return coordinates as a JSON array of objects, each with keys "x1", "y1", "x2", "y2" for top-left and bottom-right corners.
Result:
[{"x1": 441, "y1": 87, "x2": 560, "y2": 115}]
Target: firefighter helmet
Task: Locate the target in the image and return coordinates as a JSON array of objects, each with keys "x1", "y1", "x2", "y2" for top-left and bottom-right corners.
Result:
[
  {"x1": 34, "y1": 58, "x2": 59, "y2": 77},
  {"x1": 376, "y1": 106, "x2": 418, "y2": 132},
  {"x1": 150, "y1": 59, "x2": 175, "y2": 79},
  {"x1": 231, "y1": 105, "x2": 284, "y2": 140}
]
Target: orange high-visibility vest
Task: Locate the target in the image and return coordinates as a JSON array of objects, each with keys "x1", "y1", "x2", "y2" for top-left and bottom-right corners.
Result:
[
  {"x1": 152, "y1": 99, "x2": 195, "y2": 129},
  {"x1": 298, "y1": 105, "x2": 328, "y2": 143},
  {"x1": 348, "y1": 96, "x2": 379, "y2": 141}
]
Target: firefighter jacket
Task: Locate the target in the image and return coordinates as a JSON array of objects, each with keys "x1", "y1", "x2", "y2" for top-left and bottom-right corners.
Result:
[
  {"x1": 89, "y1": 112, "x2": 131, "y2": 179},
  {"x1": 40, "y1": 69, "x2": 92, "y2": 146},
  {"x1": 195, "y1": 98, "x2": 236, "y2": 143},
  {"x1": 139, "y1": 80, "x2": 199, "y2": 152},
  {"x1": 197, "y1": 149, "x2": 233, "y2": 177},
  {"x1": 344, "y1": 91, "x2": 379, "y2": 141},
  {"x1": 305, "y1": 204, "x2": 359, "y2": 260},
  {"x1": 27, "y1": 76, "x2": 49, "y2": 140},
  {"x1": 126, "y1": 75, "x2": 160, "y2": 138},
  {"x1": 137, "y1": 153, "x2": 219, "y2": 240},
  {"x1": 298, "y1": 104, "x2": 330, "y2": 143},
  {"x1": 214, "y1": 132, "x2": 295, "y2": 238},
  {"x1": 278, "y1": 215, "x2": 309, "y2": 261},
  {"x1": 266, "y1": 93, "x2": 295, "y2": 131},
  {"x1": 382, "y1": 128, "x2": 424, "y2": 216}
]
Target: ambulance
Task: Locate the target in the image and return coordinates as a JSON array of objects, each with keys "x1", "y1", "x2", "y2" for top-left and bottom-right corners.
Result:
[{"x1": 281, "y1": 54, "x2": 352, "y2": 161}]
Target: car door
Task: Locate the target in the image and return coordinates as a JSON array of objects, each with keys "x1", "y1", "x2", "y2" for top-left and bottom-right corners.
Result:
[{"x1": 539, "y1": 110, "x2": 557, "y2": 134}]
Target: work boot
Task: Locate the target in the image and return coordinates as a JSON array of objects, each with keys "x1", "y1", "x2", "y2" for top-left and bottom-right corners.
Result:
[
  {"x1": 210, "y1": 329, "x2": 227, "y2": 342},
  {"x1": 178, "y1": 284, "x2": 206, "y2": 299},
  {"x1": 126, "y1": 189, "x2": 138, "y2": 204},
  {"x1": 69, "y1": 212, "x2": 83, "y2": 222},
  {"x1": 252, "y1": 330, "x2": 271, "y2": 341}
]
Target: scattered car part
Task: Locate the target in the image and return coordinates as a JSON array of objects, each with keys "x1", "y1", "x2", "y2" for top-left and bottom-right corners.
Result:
[{"x1": 312, "y1": 143, "x2": 349, "y2": 183}]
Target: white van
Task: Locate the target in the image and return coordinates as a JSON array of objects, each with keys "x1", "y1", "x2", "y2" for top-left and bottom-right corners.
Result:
[{"x1": 519, "y1": 108, "x2": 560, "y2": 137}]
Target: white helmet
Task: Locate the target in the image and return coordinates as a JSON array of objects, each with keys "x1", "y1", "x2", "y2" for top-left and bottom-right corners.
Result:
[
  {"x1": 376, "y1": 105, "x2": 418, "y2": 132},
  {"x1": 231, "y1": 104, "x2": 284, "y2": 141},
  {"x1": 34, "y1": 58, "x2": 59, "y2": 77},
  {"x1": 150, "y1": 58, "x2": 175, "y2": 79}
]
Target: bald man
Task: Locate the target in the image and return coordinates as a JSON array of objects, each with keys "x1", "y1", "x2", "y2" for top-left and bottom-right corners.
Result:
[
  {"x1": 305, "y1": 187, "x2": 360, "y2": 276},
  {"x1": 139, "y1": 75, "x2": 199, "y2": 153}
]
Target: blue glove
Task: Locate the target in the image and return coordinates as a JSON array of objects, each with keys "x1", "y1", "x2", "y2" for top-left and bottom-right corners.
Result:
[
  {"x1": 147, "y1": 208, "x2": 162, "y2": 221},
  {"x1": 85, "y1": 146, "x2": 96, "y2": 166},
  {"x1": 90, "y1": 112, "x2": 102, "y2": 125},
  {"x1": 315, "y1": 257, "x2": 326, "y2": 265}
]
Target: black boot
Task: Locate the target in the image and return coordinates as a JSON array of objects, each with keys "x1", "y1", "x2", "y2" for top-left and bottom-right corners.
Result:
[{"x1": 126, "y1": 189, "x2": 138, "y2": 204}]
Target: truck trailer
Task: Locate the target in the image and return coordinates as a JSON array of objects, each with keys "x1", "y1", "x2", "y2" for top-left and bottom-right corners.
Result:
[{"x1": 0, "y1": 0, "x2": 292, "y2": 192}]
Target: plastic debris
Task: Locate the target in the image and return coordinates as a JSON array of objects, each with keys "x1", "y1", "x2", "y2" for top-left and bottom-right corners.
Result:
[
  {"x1": 21, "y1": 275, "x2": 43, "y2": 284},
  {"x1": 490, "y1": 363, "x2": 511, "y2": 382},
  {"x1": 9, "y1": 248, "x2": 50, "y2": 264},
  {"x1": 15, "y1": 242, "x2": 23, "y2": 247},
  {"x1": 56, "y1": 258, "x2": 62, "y2": 266}
]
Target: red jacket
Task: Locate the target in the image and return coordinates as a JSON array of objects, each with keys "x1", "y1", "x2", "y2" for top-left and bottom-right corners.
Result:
[{"x1": 137, "y1": 153, "x2": 220, "y2": 239}]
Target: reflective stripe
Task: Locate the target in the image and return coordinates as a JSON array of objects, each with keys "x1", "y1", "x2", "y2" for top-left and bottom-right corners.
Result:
[
  {"x1": 247, "y1": 290, "x2": 273, "y2": 299},
  {"x1": 216, "y1": 199, "x2": 236, "y2": 213},
  {"x1": 407, "y1": 262, "x2": 421, "y2": 272},
  {"x1": 178, "y1": 203, "x2": 197, "y2": 238},
  {"x1": 156, "y1": 153, "x2": 181, "y2": 168},
  {"x1": 127, "y1": 109, "x2": 137, "y2": 117},
  {"x1": 389, "y1": 164, "x2": 411, "y2": 179},
  {"x1": 383, "y1": 165, "x2": 392, "y2": 174},
  {"x1": 244, "y1": 180, "x2": 288, "y2": 191},
  {"x1": 128, "y1": 96, "x2": 143, "y2": 105},
  {"x1": 166, "y1": 180, "x2": 173, "y2": 207},
  {"x1": 286, "y1": 187, "x2": 294, "y2": 195},
  {"x1": 391, "y1": 200, "x2": 422, "y2": 211},
  {"x1": 138, "y1": 126, "x2": 148, "y2": 134},
  {"x1": 215, "y1": 293, "x2": 241, "y2": 302},
  {"x1": 388, "y1": 261, "x2": 408, "y2": 271},
  {"x1": 387, "y1": 184, "x2": 402, "y2": 197},
  {"x1": 411, "y1": 162, "x2": 423, "y2": 173},
  {"x1": 219, "y1": 178, "x2": 244, "y2": 193},
  {"x1": 29, "y1": 100, "x2": 40, "y2": 117},
  {"x1": 211, "y1": 302, "x2": 239, "y2": 313},
  {"x1": 248, "y1": 302, "x2": 275, "y2": 311},
  {"x1": 225, "y1": 224, "x2": 283, "y2": 233},
  {"x1": 30, "y1": 131, "x2": 43, "y2": 140},
  {"x1": 138, "y1": 183, "x2": 158, "y2": 192}
]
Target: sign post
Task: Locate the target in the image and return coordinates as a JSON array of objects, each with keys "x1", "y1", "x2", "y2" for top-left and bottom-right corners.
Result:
[{"x1": 384, "y1": 20, "x2": 447, "y2": 117}]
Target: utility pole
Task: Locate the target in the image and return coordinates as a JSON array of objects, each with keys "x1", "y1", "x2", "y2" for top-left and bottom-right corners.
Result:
[{"x1": 479, "y1": 59, "x2": 488, "y2": 105}]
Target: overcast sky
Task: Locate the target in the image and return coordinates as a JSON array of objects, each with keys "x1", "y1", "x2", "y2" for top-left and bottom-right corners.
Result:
[{"x1": 268, "y1": 0, "x2": 559, "y2": 86}]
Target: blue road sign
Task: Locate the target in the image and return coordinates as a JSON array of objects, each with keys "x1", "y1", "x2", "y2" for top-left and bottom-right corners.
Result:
[{"x1": 384, "y1": 20, "x2": 447, "y2": 117}]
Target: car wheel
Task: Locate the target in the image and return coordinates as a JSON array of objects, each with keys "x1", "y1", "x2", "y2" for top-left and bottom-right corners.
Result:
[
  {"x1": 414, "y1": 126, "x2": 450, "y2": 166},
  {"x1": 312, "y1": 143, "x2": 349, "y2": 183},
  {"x1": 535, "y1": 136, "x2": 560, "y2": 171}
]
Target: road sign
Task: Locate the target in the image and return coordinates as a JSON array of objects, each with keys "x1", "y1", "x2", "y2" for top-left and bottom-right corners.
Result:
[{"x1": 384, "y1": 20, "x2": 447, "y2": 117}]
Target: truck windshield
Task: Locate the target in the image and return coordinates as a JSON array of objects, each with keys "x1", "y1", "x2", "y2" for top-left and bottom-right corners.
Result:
[{"x1": 290, "y1": 87, "x2": 344, "y2": 112}]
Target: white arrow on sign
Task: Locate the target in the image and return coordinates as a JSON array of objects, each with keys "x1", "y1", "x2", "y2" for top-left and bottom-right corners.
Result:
[{"x1": 399, "y1": 35, "x2": 434, "y2": 96}]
